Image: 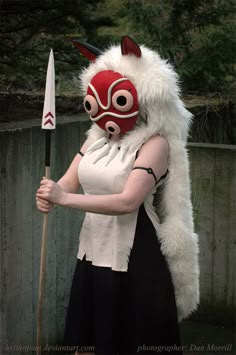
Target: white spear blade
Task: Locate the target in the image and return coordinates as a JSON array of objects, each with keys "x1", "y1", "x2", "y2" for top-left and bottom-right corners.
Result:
[{"x1": 41, "y1": 49, "x2": 56, "y2": 130}]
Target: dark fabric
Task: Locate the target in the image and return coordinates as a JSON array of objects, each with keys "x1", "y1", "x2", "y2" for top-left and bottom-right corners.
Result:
[{"x1": 63, "y1": 204, "x2": 182, "y2": 355}]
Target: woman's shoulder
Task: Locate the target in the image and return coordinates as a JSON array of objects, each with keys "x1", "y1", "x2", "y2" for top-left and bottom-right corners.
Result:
[
  {"x1": 145, "y1": 134, "x2": 168, "y2": 146},
  {"x1": 138, "y1": 135, "x2": 169, "y2": 157}
]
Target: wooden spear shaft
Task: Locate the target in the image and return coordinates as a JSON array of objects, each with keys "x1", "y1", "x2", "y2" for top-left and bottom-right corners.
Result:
[
  {"x1": 36, "y1": 48, "x2": 55, "y2": 355},
  {"x1": 37, "y1": 130, "x2": 51, "y2": 355}
]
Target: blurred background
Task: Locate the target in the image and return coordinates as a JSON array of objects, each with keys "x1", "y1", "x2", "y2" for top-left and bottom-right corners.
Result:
[{"x1": 0, "y1": 1, "x2": 235, "y2": 354}]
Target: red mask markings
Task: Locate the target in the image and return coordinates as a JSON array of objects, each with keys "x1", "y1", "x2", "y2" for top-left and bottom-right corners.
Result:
[{"x1": 84, "y1": 70, "x2": 139, "y2": 135}]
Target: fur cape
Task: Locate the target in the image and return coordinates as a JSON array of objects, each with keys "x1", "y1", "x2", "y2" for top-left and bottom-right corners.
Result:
[{"x1": 77, "y1": 37, "x2": 200, "y2": 321}]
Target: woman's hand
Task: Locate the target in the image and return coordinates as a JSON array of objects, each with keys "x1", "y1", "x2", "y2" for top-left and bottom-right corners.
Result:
[
  {"x1": 36, "y1": 177, "x2": 66, "y2": 206},
  {"x1": 36, "y1": 196, "x2": 54, "y2": 213}
]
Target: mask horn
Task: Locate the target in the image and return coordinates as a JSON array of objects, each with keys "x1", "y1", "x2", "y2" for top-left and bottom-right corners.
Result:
[
  {"x1": 71, "y1": 39, "x2": 102, "y2": 61},
  {"x1": 121, "y1": 36, "x2": 142, "y2": 58}
]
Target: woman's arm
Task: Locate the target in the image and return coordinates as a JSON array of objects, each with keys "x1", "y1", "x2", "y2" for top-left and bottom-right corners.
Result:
[
  {"x1": 36, "y1": 141, "x2": 88, "y2": 213},
  {"x1": 57, "y1": 140, "x2": 88, "y2": 192},
  {"x1": 36, "y1": 135, "x2": 169, "y2": 215}
]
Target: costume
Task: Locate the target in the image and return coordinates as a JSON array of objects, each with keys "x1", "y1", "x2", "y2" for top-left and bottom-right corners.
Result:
[{"x1": 64, "y1": 36, "x2": 199, "y2": 354}]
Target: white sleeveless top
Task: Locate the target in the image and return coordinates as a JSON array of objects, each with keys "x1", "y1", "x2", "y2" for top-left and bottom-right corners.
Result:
[{"x1": 77, "y1": 137, "x2": 164, "y2": 272}]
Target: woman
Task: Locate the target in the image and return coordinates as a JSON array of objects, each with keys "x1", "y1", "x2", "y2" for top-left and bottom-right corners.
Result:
[{"x1": 36, "y1": 36, "x2": 199, "y2": 354}]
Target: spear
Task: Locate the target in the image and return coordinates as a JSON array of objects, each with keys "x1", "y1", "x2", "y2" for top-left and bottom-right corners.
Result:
[{"x1": 37, "y1": 49, "x2": 56, "y2": 355}]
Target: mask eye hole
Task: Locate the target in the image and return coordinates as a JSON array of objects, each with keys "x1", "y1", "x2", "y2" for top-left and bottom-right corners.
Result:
[
  {"x1": 84, "y1": 95, "x2": 99, "y2": 116},
  {"x1": 112, "y1": 90, "x2": 134, "y2": 112}
]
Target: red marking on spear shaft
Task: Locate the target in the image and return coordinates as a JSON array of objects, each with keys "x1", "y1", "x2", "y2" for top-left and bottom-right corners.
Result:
[
  {"x1": 44, "y1": 119, "x2": 54, "y2": 126},
  {"x1": 44, "y1": 111, "x2": 54, "y2": 119}
]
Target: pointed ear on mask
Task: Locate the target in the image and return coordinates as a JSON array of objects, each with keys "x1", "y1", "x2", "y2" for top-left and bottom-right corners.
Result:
[
  {"x1": 121, "y1": 36, "x2": 142, "y2": 58},
  {"x1": 71, "y1": 39, "x2": 102, "y2": 62}
]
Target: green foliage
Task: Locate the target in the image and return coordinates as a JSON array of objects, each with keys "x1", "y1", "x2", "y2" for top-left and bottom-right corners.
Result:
[
  {"x1": 0, "y1": 0, "x2": 235, "y2": 96},
  {"x1": 0, "y1": 0, "x2": 114, "y2": 92},
  {"x1": 180, "y1": 24, "x2": 236, "y2": 93},
  {"x1": 123, "y1": 0, "x2": 236, "y2": 96}
]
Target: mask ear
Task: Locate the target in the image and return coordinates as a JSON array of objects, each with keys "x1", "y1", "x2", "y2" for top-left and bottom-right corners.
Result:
[
  {"x1": 121, "y1": 36, "x2": 142, "y2": 58},
  {"x1": 71, "y1": 39, "x2": 102, "y2": 61}
]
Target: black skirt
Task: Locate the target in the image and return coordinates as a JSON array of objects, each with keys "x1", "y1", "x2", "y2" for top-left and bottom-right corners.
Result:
[{"x1": 63, "y1": 204, "x2": 183, "y2": 355}]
